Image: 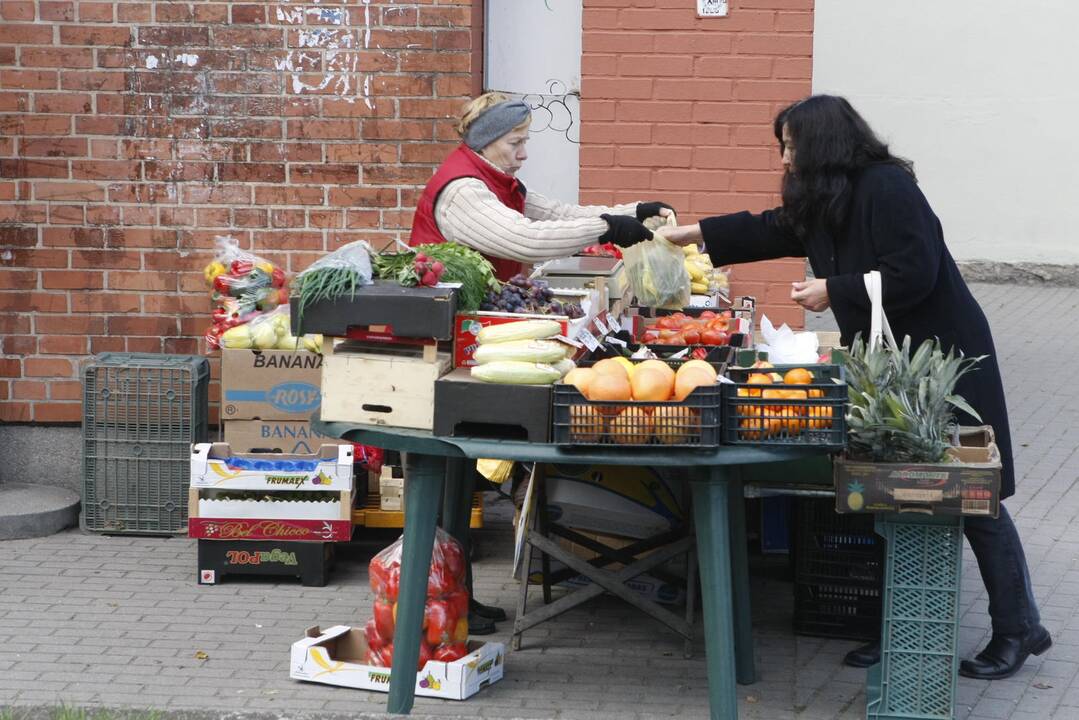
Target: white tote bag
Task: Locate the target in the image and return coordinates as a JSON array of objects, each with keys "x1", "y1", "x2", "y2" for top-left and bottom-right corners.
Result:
[{"x1": 863, "y1": 270, "x2": 897, "y2": 350}]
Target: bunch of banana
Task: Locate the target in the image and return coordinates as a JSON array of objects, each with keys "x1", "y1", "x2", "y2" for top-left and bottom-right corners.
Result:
[{"x1": 682, "y1": 244, "x2": 716, "y2": 294}]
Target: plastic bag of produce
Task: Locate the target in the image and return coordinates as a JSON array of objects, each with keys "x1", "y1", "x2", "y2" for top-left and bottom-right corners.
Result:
[
  {"x1": 203, "y1": 236, "x2": 289, "y2": 350},
  {"x1": 291, "y1": 240, "x2": 374, "y2": 334},
  {"x1": 364, "y1": 528, "x2": 470, "y2": 669},
  {"x1": 218, "y1": 305, "x2": 322, "y2": 352},
  {"x1": 622, "y1": 233, "x2": 692, "y2": 310}
]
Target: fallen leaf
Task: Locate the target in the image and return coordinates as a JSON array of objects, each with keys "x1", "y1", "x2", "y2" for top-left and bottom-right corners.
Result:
[
  {"x1": 746, "y1": 695, "x2": 758, "y2": 703},
  {"x1": 195, "y1": 651, "x2": 209, "y2": 661},
  {"x1": 1033, "y1": 682, "x2": 1053, "y2": 690}
]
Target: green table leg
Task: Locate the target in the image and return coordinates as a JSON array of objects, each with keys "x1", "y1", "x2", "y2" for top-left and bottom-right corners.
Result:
[
  {"x1": 691, "y1": 466, "x2": 739, "y2": 720},
  {"x1": 728, "y1": 468, "x2": 755, "y2": 685},
  {"x1": 441, "y1": 457, "x2": 473, "y2": 549},
  {"x1": 387, "y1": 452, "x2": 443, "y2": 715}
]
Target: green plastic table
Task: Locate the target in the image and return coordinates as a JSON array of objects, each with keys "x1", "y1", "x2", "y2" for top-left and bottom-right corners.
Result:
[{"x1": 315, "y1": 419, "x2": 831, "y2": 720}]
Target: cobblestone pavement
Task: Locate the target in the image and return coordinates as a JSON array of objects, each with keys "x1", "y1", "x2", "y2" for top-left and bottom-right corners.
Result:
[{"x1": 2, "y1": 283, "x2": 1077, "y2": 720}]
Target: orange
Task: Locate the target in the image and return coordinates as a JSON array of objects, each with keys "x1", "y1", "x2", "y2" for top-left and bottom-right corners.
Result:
[
  {"x1": 637, "y1": 359, "x2": 676, "y2": 383},
  {"x1": 653, "y1": 405, "x2": 698, "y2": 444},
  {"x1": 783, "y1": 368, "x2": 814, "y2": 385},
  {"x1": 674, "y1": 367, "x2": 715, "y2": 402},
  {"x1": 746, "y1": 372, "x2": 773, "y2": 386},
  {"x1": 677, "y1": 359, "x2": 717, "y2": 383},
  {"x1": 562, "y1": 367, "x2": 597, "y2": 399},
  {"x1": 569, "y1": 404, "x2": 606, "y2": 442},
  {"x1": 588, "y1": 373, "x2": 632, "y2": 415},
  {"x1": 808, "y1": 388, "x2": 824, "y2": 399},
  {"x1": 631, "y1": 367, "x2": 674, "y2": 402},
  {"x1": 592, "y1": 358, "x2": 630, "y2": 380},
  {"x1": 609, "y1": 406, "x2": 655, "y2": 444}
]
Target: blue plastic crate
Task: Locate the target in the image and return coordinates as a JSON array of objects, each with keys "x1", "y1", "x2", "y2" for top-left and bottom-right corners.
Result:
[
  {"x1": 82, "y1": 353, "x2": 210, "y2": 535},
  {"x1": 867, "y1": 514, "x2": 963, "y2": 720}
]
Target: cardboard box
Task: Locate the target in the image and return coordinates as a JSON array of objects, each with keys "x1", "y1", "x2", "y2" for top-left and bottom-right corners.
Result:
[
  {"x1": 320, "y1": 340, "x2": 451, "y2": 430},
  {"x1": 433, "y1": 368, "x2": 552, "y2": 443},
  {"x1": 224, "y1": 419, "x2": 333, "y2": 455},
  {"x1": 188, "y1": 517, "x2": 353, "y2": 542},
  {"x1": 542, "y1": 465, "x2": 686, "y2": 539},
  {"x1": 453, "y1": 312, "x2": 571, "y2": 368},
  {"x1": 190, "y1": 442, "x2": 354, "y2": 491},
  {"x1": 379, "y1": 474, "x2": 404, "y2": 511},
  {"x1": 290, "y1": 625, "x2": 504, "y2": 700},
  {"x1": 221, "y1": 349, "x2": 322, "y2": 421},
  {"x1": 289, "y1": 280, "x2": 458, "y2": 340},
  {"x1": 834, "y1": 426, "x2": 1001, "y2": 517},
  {"x1": 197, "y1": 539, "x2": 335, "y2": 587}
]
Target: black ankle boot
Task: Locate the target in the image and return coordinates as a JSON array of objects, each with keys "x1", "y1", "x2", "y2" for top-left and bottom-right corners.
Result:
[
  {"x1": 469, "y1": 598, "x2": 508, "y2": 622},
  {"x1": 843, "y1": 640, "x2": 880, "y2": 668},
  {"x1": 960, "y1": 625, "x2": 1052, "y2": 680}
]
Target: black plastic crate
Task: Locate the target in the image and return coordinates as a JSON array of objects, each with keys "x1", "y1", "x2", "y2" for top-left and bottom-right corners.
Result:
[
  {"x1": 793, "y1": 581, "x2": 883, "y2": 641},
  {"x1": 720, "y1": 364, "x2": 847, "y2": 447},
  {"x1": 576, "y1": 343, "x2": 734, "y2": 374},
  {"x1": 552, "y1": 384, "x2": 721, "y2": 448},
  {"x1": 792, "y1": 498, "x2": 883, "y2": 641}
]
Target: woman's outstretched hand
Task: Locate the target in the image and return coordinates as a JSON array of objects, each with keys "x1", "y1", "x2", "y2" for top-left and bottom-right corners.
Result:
[{"x1": 791, "y1": 279, "x2": 830, "y2": 312}]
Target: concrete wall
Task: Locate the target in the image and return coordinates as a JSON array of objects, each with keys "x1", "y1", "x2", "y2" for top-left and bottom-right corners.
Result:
[{"x1": 813, "y1": 0, "x2": 1079, "y2": 265}]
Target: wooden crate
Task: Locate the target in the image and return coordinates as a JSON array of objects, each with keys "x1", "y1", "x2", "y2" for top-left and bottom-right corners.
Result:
[{"x1": 320, "y1": 340, "x2": 451, "y2": 430}]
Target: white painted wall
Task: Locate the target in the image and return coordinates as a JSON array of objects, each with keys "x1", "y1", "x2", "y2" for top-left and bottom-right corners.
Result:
[
  {"x1": 813, "y1": 1, "x2": 1079, "y2": 264},
  {"x1": 485, "y1": 0, "x2": 583, "y2": 203}
]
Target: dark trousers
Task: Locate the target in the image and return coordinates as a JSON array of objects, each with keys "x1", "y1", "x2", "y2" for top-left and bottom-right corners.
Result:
[{"x1": 964, "y1": 504, "x2": 1040, "y2": 636}]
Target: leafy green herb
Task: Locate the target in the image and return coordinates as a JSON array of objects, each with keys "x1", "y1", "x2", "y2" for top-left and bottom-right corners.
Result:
[{"x1": 373, "y1": 242, "x2": 498, "y2": 311}]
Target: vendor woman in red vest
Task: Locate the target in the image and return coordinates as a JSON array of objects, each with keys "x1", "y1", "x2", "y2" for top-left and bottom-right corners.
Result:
[{"x1": 410, "y1": 92, "x2": 672, "y2": 280}]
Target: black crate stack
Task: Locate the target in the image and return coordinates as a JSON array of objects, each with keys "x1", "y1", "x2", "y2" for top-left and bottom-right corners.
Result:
[{"x1": 792, "y1": 497, "x2": 884, "y2": 641}]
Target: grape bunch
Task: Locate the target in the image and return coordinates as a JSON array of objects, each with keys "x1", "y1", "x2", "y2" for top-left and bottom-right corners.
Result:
[{"x1": 479, "y1": 274, "x2": 585, "y2": 318}]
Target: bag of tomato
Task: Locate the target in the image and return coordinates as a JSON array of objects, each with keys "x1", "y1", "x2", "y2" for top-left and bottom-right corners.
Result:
[{"x1": 363, "y1": 527, "x2": 470, "y2": 670}]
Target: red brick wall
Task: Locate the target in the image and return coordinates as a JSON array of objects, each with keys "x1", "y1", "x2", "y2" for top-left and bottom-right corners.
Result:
[
  {"x1": 578, "y1": 0, "x2": 812, "y2": 326},
  {"x1": 0, "y1": 0, "x2": 475, "y2": 423}
]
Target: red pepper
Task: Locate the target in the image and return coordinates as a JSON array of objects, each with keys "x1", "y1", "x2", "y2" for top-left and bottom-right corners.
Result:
[
  {"x1": 271, "y1": 267, "x2": 286, "y2": 288},
  {"x1": 373, "y1": 597, "x2": 395, "y2": 640},
  {"x1": 230, "y1": 259, "x2": 253, "y2": 276},
  {"x1": 213, "y1": 274, "x2": 232, "y2": 294},
  {"x1": 364, "y1": 618, "x2": 386, "y2": 650},
  {"x1": 417, "y1": 641, "x2": 433, "y2": 671},
  {"x1": 424, "y1": 600, "x2": 453, "y2": 646},
  {"x1": 433, "y1": 643, "x2": 468, "y2": 663}
]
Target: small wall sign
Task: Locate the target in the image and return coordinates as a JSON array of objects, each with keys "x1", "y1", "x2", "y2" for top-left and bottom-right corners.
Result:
[{"x1": 697, "y1": 0, "x2": 728, "y2": 17}]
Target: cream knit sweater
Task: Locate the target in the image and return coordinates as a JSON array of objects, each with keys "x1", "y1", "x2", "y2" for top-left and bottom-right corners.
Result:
[{"x1": 433, "y1": 176, "x2": 639, "y2": 264}]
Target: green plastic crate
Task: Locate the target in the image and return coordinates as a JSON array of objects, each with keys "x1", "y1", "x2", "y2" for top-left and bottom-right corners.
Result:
[
  {"x1": 867, "y1": 514, "x2": 963, "y2": 720},
  {"x1": 82, "y1": 353, "x2": 210, "y2": 535}
]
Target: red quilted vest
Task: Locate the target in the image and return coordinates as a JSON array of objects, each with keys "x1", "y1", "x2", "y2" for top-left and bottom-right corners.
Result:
[{"x1": 410, "y1": 144, "x2": 525, "y2": 282}]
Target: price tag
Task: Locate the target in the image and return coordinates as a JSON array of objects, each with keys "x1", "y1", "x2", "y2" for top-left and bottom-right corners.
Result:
[
  {"x1": 592, "y1": 315, "x2": 611, "y2": 337},
  {"x1": 577, "y1": 328, "x2": 600, "y2": 351},
  {"x1": 604, "y1": 312, "x2": 622, "y2": 333}
]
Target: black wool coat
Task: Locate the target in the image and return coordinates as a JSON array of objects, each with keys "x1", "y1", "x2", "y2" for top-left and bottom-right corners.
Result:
[{"x1": 699, "y1": 163, "x2": 1015, "y2": 497}]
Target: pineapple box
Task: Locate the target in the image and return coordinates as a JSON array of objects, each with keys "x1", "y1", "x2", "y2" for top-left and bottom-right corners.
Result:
[
  {"x1": 290, "y1": 625, "x2": 504, "y2": 700},
  {"x1": 834, "y1": 425, "x2": 1001, "y2": 517}
]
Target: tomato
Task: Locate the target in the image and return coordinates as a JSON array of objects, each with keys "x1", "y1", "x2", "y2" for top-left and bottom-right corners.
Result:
[
  {"x1": 707, "y1": 317, "x2": 729, "y2": 330},
  {"x1": 417, "y1": 640, "x2": 434, "y2": 671},
  {"x1": 452, "y1": 618, "x2": 469, "y2": 643},
  {"x1": 642, "y1": 330, "x2": 660, "y2": 344},
  {"x1": 439, "y1": 540, "x2": 465, "y2": 586},
  {"x1": 701, "y1": 329, "x2": 729, "y2": 345},
  {"x1": 445, "y1": 589, "x2": 469, "y2": 620},
  {"x1": 656, "y1": 316, "x2": 676, "y2": 330},
  {"x1": 667, "y1": 333, "x2": 686, "y2": 345},
  {"x1": 682, "y1": 329, "x2": 701, "y2": 345},
  {"x1": 434, "y1": 643, "x2": 469, "y2": 663},
  {"x1": 364, "y1": 618, "x2": 386, "y2": 650},
  {"x1": 424, "y1": 600, "x2": 453, "y2": 646},
  {"x1": 373, "y1": 598, "x2": 395, "y2": 640},
  {"x1": 670, "y1": 312, "x2": 686, "y2": 321},
  {"x1": 699, "y1": 310, "x2": 717, "y2": 319}
]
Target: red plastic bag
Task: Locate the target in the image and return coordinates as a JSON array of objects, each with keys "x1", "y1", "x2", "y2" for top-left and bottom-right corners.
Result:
[
  {"x1": 365, "y1": 528, "x2": 469, "y2": 670},
  {"x1": 352, "y1": 444, "x2": 384, "y2": 475},
  {"x1": 203, "y1": 236, "x2": 289, "y2": 350}
]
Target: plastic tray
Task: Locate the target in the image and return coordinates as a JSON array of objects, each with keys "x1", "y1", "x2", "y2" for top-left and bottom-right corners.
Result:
[{"x1": 720, "y1": 364, "x2": 847, "y2": 447}]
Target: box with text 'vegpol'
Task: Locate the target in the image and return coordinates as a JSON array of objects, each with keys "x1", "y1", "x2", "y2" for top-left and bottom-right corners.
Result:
[
  {"x1": 221, "y1": 349, "x2": 323, "y2": 421},
  {"x1": 290, "y1": 625, "x2": 504, "y2": 700}
]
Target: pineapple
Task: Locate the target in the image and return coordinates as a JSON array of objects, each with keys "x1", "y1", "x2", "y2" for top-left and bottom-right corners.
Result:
[
  {"x1": 842, "y1": 335, "x2": 984, "y2": 463},
  {"x1": 846, "y1": 481, "x2": 865, "y2": 511}
]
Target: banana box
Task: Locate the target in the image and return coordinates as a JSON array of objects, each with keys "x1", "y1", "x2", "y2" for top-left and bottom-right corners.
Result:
[
  {"x1": 290, "y1": 625, "x2": 504, "y2": 700},
  {"x1": 189, "y1": 442, "x2": 353, "y2": 491}
]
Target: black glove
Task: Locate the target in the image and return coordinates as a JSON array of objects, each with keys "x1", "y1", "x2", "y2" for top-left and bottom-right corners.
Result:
[
  {"x1": 635, "y1": 201, "x2": 676, "y2": 222},
  {"x1": 599, "y1": 214, "x2": 654, "y2": 249}
]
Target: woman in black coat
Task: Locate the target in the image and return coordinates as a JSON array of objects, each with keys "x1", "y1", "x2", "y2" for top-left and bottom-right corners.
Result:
[{"x1": 662, "y1": 95, "x2": 1049, "y2": 679}]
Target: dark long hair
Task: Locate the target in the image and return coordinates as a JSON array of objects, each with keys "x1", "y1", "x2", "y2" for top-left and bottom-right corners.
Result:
[{"x1": 775, "y1": 95, "x2": 915, "y2": 238}]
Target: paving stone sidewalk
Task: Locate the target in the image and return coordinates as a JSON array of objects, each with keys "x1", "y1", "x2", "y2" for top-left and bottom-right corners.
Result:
[{"x1": 2, "y1": 282, "x2": 1077, "y2": 720}]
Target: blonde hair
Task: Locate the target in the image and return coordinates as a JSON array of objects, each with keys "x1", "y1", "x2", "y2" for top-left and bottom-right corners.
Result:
[{"x1": 457, "y1": 92, "x2": 530, "y2": 138}]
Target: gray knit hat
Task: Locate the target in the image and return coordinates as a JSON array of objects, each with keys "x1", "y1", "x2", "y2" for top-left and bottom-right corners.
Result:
[{"x1": 463, "y1": 100, "x2": 531, "y2": 151}]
